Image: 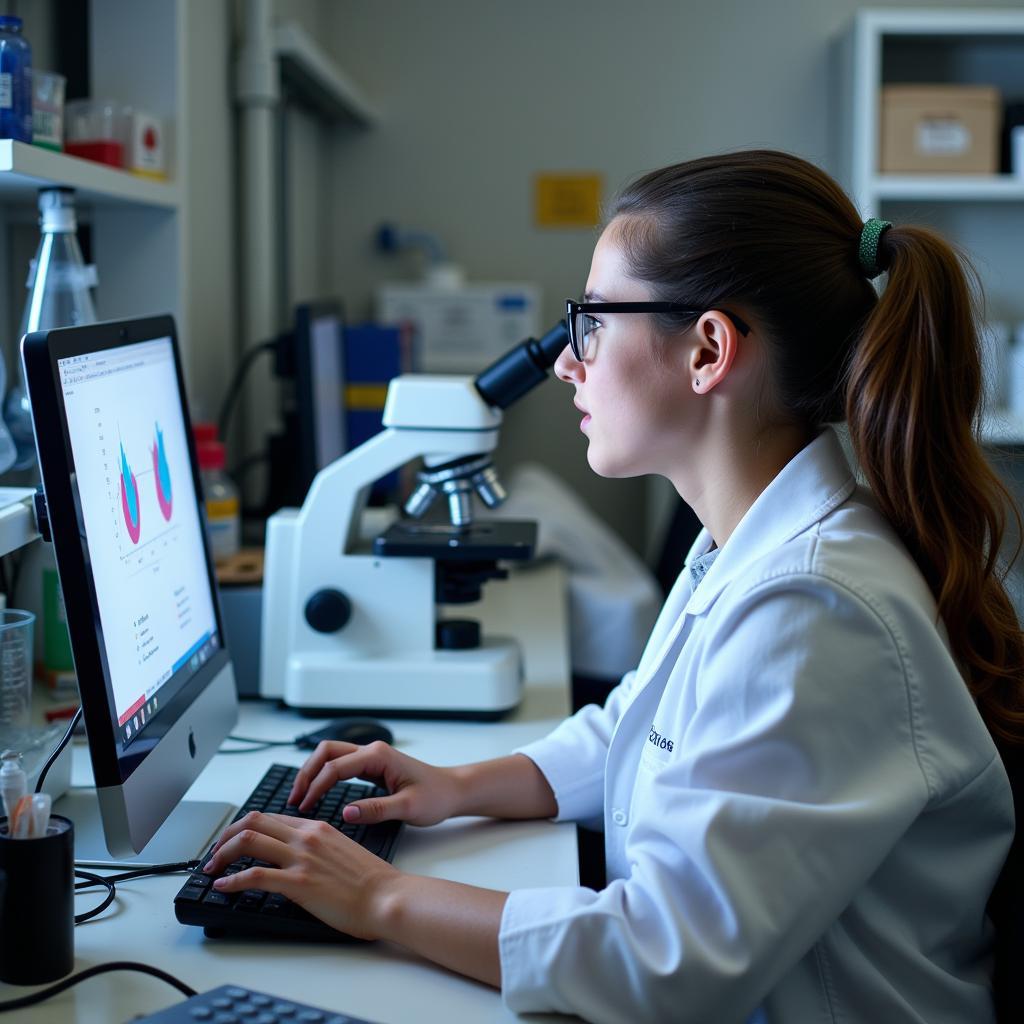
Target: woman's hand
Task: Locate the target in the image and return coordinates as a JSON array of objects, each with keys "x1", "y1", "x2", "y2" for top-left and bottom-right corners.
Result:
[
  {"x1": 287, "y1": 740, "x2": 465, "y2": 826},
  {"x1": 203, "y1": 811, "x2": 400, "y2": 940}
]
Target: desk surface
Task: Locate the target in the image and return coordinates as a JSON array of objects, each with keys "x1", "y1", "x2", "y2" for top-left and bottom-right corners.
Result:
[{"x1": 5, "y1": 563, "x2": 578, "y2": 1024}]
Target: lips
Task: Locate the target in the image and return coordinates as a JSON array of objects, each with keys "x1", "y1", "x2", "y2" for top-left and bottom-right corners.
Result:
[{"x1": 574, "y1": 400, "x2": 590, "y2": 431}]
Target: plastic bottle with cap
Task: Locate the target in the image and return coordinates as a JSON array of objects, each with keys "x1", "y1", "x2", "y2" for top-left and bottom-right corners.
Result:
[
  {"x1": 197, "y1": 439, "x2": 241, "y2": 563},
  {"x1": 3, "y1": 187, "x2": 98, "y2": 470}
]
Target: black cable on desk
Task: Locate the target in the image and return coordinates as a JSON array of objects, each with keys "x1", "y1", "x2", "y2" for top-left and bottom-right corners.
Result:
[
  {"x1": 0, "y1": 960, "x2": 197, "y2": 1012},
  {"x1": 72, "y1": 859, "x2": 200, "y2": 924}
]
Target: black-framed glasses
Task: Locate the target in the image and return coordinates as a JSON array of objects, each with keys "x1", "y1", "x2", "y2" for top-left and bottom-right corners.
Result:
[{"x1": 565, "y1": 299, "x2": 751, "y2": 361}]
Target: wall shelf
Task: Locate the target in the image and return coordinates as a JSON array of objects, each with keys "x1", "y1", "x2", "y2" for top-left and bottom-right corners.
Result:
[
  {"x1": 0, "y1": 140, "x2": 179, "y2": 209},
  {"x1": 873, "y1": 175, "x2": 1024, "y2": 202}
]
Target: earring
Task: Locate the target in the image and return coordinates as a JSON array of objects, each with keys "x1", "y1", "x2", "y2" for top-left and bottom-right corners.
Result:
[{"x1": 694, "y1": 379, "x2": 700, "y2": 388}]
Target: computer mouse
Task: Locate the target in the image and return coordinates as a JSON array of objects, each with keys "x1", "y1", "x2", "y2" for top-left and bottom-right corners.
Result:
[{"x1": 294, "y1": 717, "x2": 394, "y2": 749}]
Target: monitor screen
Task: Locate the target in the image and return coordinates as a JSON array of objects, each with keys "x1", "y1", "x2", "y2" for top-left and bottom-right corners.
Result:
[
  {"x1": 57, "y1": 337, "x2": 220, "y2": 749},
  {"x1": 25, "y1": 315, "x2": 237, "y2": 859}
]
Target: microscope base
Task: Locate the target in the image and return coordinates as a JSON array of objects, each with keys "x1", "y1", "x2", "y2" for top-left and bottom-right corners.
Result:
[{"x1": 283, "y1": 637, "x2": 524, "y2": 717}]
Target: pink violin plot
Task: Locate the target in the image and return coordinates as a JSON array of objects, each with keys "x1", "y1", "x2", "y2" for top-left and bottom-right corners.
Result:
[
  {"x1": 151, "y1": 423, "x2": 173, "y2": 521},
  {"x1": 119, "y1": 441, "x2": 142, "y2": 544}
]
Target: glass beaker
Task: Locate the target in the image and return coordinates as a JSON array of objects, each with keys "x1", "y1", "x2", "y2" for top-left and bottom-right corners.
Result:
[{"x1": 0, "y1": 610, "x2": 35, "y2": 730}]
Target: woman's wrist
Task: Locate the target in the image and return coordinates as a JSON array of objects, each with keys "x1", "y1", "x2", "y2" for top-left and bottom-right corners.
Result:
[
  {"x1": 446, "y1": 763, "x2": 478, "y2": 818},
  {"x1": 368, "y1": 868, "x2": 415, "y2": 944}
]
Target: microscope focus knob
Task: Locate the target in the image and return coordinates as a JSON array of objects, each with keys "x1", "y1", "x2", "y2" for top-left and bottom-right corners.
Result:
[{"x1": 304, "y1": 589, "x2": 352, "y2": 633}]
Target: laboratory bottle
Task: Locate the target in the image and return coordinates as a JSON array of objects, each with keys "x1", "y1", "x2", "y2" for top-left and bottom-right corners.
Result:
[
  {"x1": 197, "y1": 440, "x2": 241, "y2": 562},
  {"x1": 0, "y1": 15, "x2": 31, "y2": 143},
  {"x1": 3, "y1": 187, "x2": 98, "y2": 470}
]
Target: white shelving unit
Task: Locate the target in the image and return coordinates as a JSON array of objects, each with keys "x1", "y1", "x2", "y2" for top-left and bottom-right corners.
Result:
[
  {"x1": 0, "y1": 140, "x2": 179, "y2": 208},
  {"x1": 836, "y1": 8, "x2": 1024, "y2": 445}
]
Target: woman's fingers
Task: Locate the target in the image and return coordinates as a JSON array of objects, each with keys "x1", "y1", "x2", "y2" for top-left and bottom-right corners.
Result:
[
  {"x1": 207, "y1": 810, "x2": 301, "y2": 861},
  {"x1": 204, "y1": 824, "x2": 296, "y2": 878},
  {"x1": 297, "y1": 742, "x2": 394, "y2": 812},
  {"x1": 287, "y1": 740, "x2": 359, "y2": 805}
]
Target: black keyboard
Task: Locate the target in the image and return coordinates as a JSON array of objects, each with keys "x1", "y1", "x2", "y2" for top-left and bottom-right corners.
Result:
[{"x1": 174, "y1": 763, "x2": 402, "y2": 941}]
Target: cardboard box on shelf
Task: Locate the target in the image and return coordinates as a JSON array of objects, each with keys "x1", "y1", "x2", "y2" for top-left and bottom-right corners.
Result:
[{"x1": 880, "y1": 84, "x2": 1001, "y2": 174}]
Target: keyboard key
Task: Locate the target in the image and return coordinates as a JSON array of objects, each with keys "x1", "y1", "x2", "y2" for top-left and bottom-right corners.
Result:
[
  {"x1": 226, "y1": 988, "x2": 249, "y2": 999},
  {"x1": 177, "y1": 885, "x2": 207, "y2": 902},
  {"x1": 203, "y1": 890, "x2": 233, "y2": 907}
]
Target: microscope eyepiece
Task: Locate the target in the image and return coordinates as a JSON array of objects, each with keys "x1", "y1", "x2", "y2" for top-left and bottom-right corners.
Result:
[{"x1": 474, "y1": 322, "x2": 568, "y2": 410}]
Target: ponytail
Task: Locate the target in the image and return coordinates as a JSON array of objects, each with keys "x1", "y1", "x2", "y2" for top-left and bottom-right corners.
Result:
[{"x1": 846, "y1": 226, "x2": 1024, "y2": 748}]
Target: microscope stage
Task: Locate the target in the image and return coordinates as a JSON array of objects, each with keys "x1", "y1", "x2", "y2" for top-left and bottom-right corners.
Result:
[{"x1": 373, "y1": 519, "x2": 536, "y2": 562}]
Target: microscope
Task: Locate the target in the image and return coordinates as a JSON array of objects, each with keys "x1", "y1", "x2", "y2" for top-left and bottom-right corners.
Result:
[{"x1": 259, "y1": 323, "x2": 568, "y2": 717}]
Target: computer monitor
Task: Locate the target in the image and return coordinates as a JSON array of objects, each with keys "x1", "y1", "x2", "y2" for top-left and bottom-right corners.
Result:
[
  {"x1": 266, "y1": 301, "x2": 346, "y2": 511},
  {"x1": 23, "y1": 315, "x2": 238, "y2": 863}
]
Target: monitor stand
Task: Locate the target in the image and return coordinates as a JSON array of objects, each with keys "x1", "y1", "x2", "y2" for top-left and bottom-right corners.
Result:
[{"x1": 54, "y1": 788, "x2": 235, "y2": 868}]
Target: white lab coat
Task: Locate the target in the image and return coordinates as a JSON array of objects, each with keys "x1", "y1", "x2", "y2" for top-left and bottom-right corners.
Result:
[{"x1": 499, "y1": 428, "x2": 1014, "y2": 1024}]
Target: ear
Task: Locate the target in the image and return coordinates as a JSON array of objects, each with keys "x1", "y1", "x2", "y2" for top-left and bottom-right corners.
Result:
[{"x1": 689, "y1": 311, "x2": 740, "y2": 394}]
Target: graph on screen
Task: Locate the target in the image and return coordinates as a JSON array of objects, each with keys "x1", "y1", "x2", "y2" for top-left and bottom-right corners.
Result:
[
  {"x1": 152, "y1": 423, "x2": 173, "y2": 521},
  {"x1": 119, "y1": 441, "x2": 143, "y2": 543},
  {"x1": 119, "y1": 425, "x2": 175, "y2": 544}
]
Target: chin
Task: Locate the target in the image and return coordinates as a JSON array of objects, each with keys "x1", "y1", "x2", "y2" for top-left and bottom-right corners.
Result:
[{"x1": 586, "y1": 447, "x2": 641, "y2": 480}]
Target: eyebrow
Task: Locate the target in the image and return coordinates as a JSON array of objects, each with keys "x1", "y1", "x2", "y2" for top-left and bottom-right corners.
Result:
[{"x1": 582, "y1": 290, "x2": 606, "y2": 302}]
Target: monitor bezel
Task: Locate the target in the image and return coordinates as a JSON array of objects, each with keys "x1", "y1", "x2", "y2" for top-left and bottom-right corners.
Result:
[{"x1": 23, "y1": 315, "x2": 235, "y2": 793}]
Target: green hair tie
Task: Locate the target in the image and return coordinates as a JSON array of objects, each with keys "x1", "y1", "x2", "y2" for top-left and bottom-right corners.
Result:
[{"x1": 858, "y1": 218, "x2": 893, "y2": 279}]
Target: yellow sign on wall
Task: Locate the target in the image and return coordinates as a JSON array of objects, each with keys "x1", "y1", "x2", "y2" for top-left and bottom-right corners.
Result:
[{"x1": 534, "y1": 173, "x2": 603, "y2": 228}]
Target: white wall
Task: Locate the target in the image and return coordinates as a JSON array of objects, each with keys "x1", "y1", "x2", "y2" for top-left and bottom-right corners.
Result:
[{"x1": 317, "y1": 0, "x2": 1024, "y2": 557}]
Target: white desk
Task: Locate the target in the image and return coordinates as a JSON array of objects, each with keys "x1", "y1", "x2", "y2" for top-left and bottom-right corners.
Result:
[{"x1": 5, "y1": 563, "x2": 579, "y2": 1023}]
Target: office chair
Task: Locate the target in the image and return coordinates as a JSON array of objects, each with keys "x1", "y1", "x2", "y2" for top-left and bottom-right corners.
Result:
[{"x1": 990, "y1": 744, "x2": 1023, "y2": 1023}]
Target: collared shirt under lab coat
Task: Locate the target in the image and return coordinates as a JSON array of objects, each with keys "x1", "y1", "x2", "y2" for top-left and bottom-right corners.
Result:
[{"x1": 499, "y1": 428, "x2": 1014, "y2": 1024}]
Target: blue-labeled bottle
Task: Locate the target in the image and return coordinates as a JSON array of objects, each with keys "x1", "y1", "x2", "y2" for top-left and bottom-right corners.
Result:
[{"x1": 0, "y1": 15, "x2": 31, "y2": 143}]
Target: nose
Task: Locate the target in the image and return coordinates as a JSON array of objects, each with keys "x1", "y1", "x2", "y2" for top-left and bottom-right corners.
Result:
[{"x1": 554, "y1": 342, "x2": 582, "y2": 383}]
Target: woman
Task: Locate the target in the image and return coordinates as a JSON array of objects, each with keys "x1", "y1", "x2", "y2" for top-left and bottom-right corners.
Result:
[{"x1": 204, "y1": 151, "x2": 1023, "y2": 1023}]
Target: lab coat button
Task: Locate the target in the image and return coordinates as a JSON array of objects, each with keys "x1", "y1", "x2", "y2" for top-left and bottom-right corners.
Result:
[{"x1": 612, "y1": 808, "x2": 628, "y2": 826}]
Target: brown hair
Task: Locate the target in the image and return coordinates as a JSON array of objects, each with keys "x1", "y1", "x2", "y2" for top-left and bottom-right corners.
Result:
[{"x1": 612, "y1": 149, "x2": 1024, "y2": 749}]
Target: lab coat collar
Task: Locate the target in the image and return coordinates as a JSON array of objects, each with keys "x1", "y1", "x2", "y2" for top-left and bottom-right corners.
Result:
[{"x1": 682, "y1": 428, "x2": 856, "y2": 616}]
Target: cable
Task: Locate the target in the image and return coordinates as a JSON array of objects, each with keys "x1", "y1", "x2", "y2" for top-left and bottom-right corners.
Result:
[
  {"x1": 218, "y1": 733, "x2": 294, "y2": 755},
  {"x1": 73, "y1": 859, "x2": 200, "y2": 925},
  {"x1": 35, "y1": 705, "x2": 83, "y2": 794},
  {"x1": 226, "y1": 734, "x2": 292, "y2": 746},
  {"x1": 217, "y1": 338, "x2": 277, "y2": 442},
  {"x1": 0, "y1": 960, "x2": 197, "y2": 1013},
  {"x1": 73, "y1": 869, "x2": 115, "y2": 924}
]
